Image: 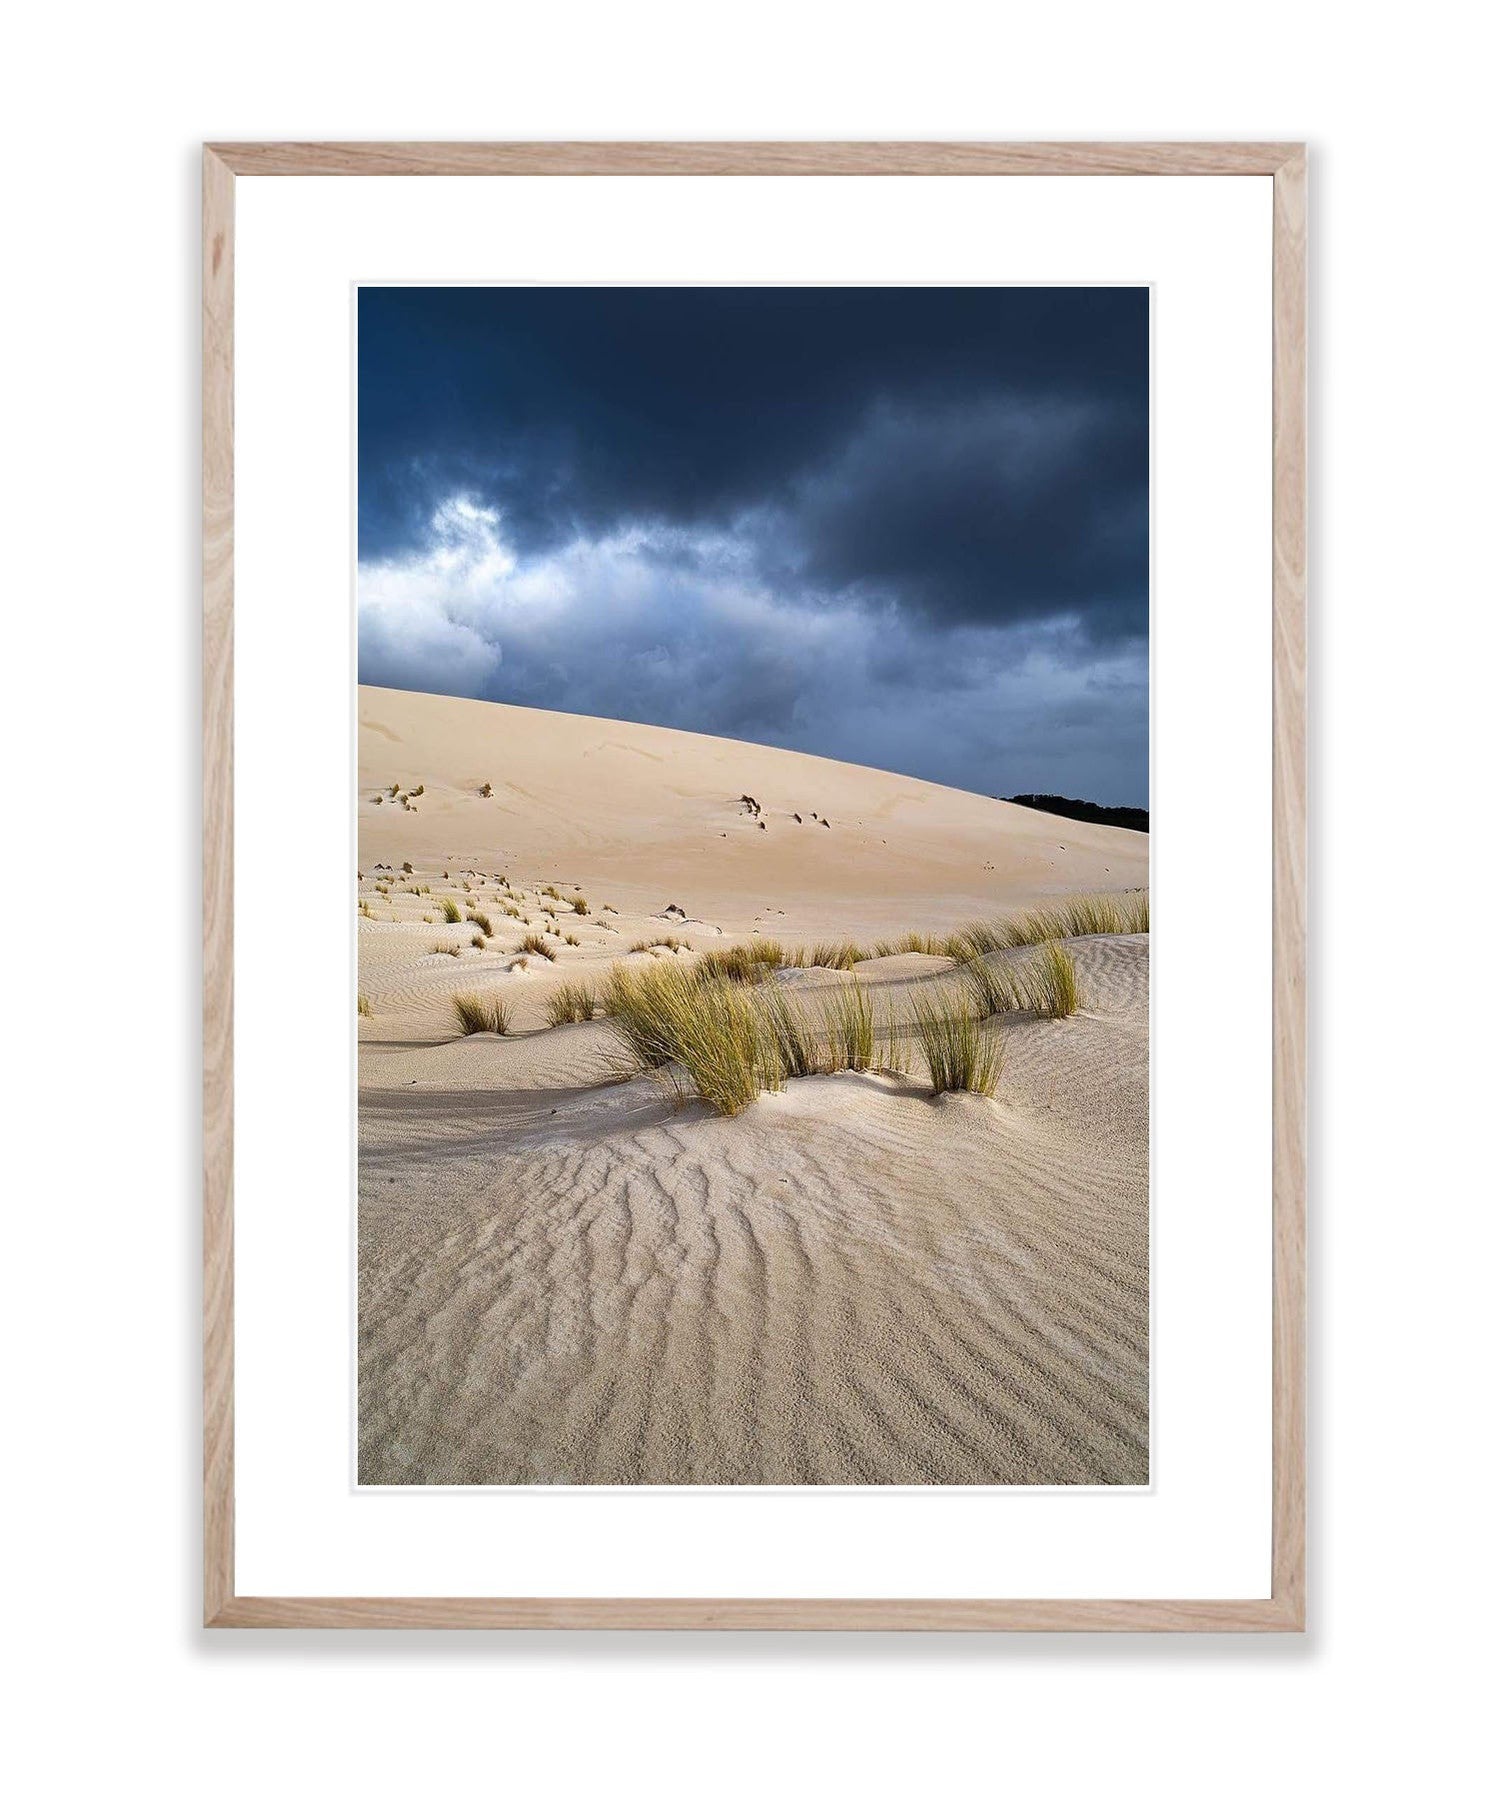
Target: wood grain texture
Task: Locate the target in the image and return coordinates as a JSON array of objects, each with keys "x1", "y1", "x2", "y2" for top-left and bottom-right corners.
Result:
[
  {"x1": 1270, "y1": 148, "x2": 1308, "y2": 1630},
  {"x1": 208, "y1": 140, "x2": 1300, "y2": 178},
  {"x1": 201, "y1": 141, "x2": 1308, "y2": 1630},
  {"x1": 202, "y1": 145, "x2": 236, "y2": 1626},
  {"x1": 212, "y1": 1596, "x2": 1302, "y2": 1631}
]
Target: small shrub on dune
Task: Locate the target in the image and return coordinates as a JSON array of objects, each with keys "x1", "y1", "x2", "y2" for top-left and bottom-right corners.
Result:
[
  {"x1": 469, "y1": 911, "x2": 494, "y2": 937},
  {"x1": 357, "y1": 994, "x2": 372, "y2": 1018},
  {"x1": 432, "y1": 941, "x2": 463, "y2": 957},
  {"x1": 440, "y1": 898, "x2": 462, "y2": 924},
  {"x1": 912, "y1": 995, "x2": 1002, "y2": 1096},
  {"x1": 519, "y1": 932, "x2": 556, "y2": 961},
  {"x1": 563, "y1": 933, "x2": 581, "y2": 946},
  {"x1": 630, "y1": 935, "x2": 686, "y2": 955},
  {"x1": 545, "y1": 981, "x2": 597, "y2": 1026},
  {"x1": 452, "y1": 991, "x2": 511, "y2": 1036},
  {"x1": 471, "y1": 932, "x2": 488, "y2": 949},
  {"x1": 569, "y1": 895, "x2": 590, "y2": 915}
]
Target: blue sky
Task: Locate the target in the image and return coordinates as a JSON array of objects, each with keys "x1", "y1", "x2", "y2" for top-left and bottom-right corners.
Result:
[{"x1": 358, "y1": 286, "x2": 1148, "y2": 804}]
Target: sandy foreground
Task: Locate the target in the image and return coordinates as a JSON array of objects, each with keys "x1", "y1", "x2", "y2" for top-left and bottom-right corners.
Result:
[{"x1": 358, "y1": 683, "x2": 1149, "y2": 1485}]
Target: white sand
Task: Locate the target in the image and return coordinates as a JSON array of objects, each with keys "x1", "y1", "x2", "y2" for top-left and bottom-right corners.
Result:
[{"x1": 358, "y1": 684, "x2": 1149, "y2": 1484}]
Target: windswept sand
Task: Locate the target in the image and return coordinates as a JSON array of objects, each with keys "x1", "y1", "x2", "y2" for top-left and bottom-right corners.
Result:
[{"x1": 358, "y1": 684, "x2": 1149, "y2": 1485}]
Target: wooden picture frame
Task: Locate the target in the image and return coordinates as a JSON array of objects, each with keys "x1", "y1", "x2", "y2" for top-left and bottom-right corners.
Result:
[{"x1": 203, "y1": 140, "x2": 1306, "y2": 1631}]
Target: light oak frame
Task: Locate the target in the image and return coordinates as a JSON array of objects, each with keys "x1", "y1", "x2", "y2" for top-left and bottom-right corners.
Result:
[{"x1": 203, "y1": 140, "x2": 1306, "y2": 1631}]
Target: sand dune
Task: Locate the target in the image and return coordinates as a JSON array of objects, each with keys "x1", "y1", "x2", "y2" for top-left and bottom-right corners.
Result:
[
  {"x1": 359, "y1": 683, "x2": 1146, "y2": 939},
  {"x1": 358, "y1": 686, "x2": 1149, "y2": 1485}
]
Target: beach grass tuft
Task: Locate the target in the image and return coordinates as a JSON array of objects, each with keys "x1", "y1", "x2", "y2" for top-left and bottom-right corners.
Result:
[
  {"x1": 452, "y1": 991, "x2": 511, "y2": 1035},
  {"x1": 912, "y1": 995, "x2": 1002, "y2": 1096},
  {"x1": 519, "y1": 932, "x2": 557, "y2": 961},
  {"x1": 818, "y1": 979, "x2": 876, "y2": 1070},
  {"x1": 695, "y1": 940, "x2": 795, "y2": 984},
  {"x1": 440, "y1": 898, "x2": 463, "y2": 924},
  {"x1": 1026, "y1": 940, "x2": 1081, "y2": 1018},
  {"x1": 807, "y1": 940, "x2": 865, "y2": 971},
  {"x1": 545, "y1": 981, "x2": 597, "y2": 1026}
]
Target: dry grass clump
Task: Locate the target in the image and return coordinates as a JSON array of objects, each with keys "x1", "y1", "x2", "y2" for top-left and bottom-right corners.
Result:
[
  {"x1": 563, "y1": 932, "x2": 581, "y2": 946},
  {"x1": 818, "y1": 979, "x2": 876, "y2": 1070},
  {"x1": 356, "y1": 994, "x2": 372, "y2": 1018},
  {"x1": 960, "y1": 954, "x2": 1028, "y2": 1019},
  {"x1": 755, "y1": 987, "x2": 821, "y2": 1078},
  {"x1": 871, "y1": 931, "x2": 947, "y2": 959},
  {"x1": 440, "y1": 898, "x2": 462, "y2": 924},
  {"x1": 603, "y1": 962, "x2": 766, "y2": 1114},
  {"x1": 961, "y1": 942, "x2": 1081, "y2": 1019},
  {"x1": 569, "y1": 895, "x2": 590, "y2": 915},
  {"x1": 468, "y1": 911, "x2": 494, "y2": 937},
  {"x1": 471, "y1": 932, "x2": 488, "y2": 949},
  {"x1": 1026, "y1": 940, "x2": 1081, "y2": 1018},
  {"x1": 807, "y1": 940, "x2": 865, "y2": 971},
  {"x1": 603, "y1": 963, "x2": 911, "y2": 1115},
  {"x1": 695, "y1": 940, "x2": 793, "y2": 984},
  {"x1": 452, "y1": 991, "x2": 511, "y2": 1036},
  {"x1": 991, "y1": 891, "x2": 1148, "y2": 949},
  {"x1": 519, "y1": 932, "x2": 556, "y2": 961},
  {"x1": 630, "y1": 935, "x2": 687, "y2": 954},
  {"x1": 912, "y1": 995, "x2": 1002, "y2": 1095},
  {"x1": 432, "y1": 941, "x2": 463, "y2": 958},
  {"x1": 545, "y1": 981, "x2": 597, "y2": 1026}
]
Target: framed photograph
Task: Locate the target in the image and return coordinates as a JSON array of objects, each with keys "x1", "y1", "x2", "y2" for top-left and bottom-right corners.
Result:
[{"x1": 204, "y1": 141, "x2": 1305, "y2": 1629}]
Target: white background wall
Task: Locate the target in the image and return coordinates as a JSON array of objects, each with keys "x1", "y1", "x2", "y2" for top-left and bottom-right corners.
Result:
[{"x1": 4, "y1": 5, "x2": 1492, "y2": 1794}]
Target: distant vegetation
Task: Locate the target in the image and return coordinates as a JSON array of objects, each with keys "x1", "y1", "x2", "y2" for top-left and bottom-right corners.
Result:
[{"x1": 1006, "y1": 793, "x2": 1148, "y2": 833}]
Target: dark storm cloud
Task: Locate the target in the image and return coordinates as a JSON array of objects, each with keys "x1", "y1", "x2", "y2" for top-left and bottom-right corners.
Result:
[{"x1": 357, "y1": 287, "x2": 1148, "y2": 802}]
